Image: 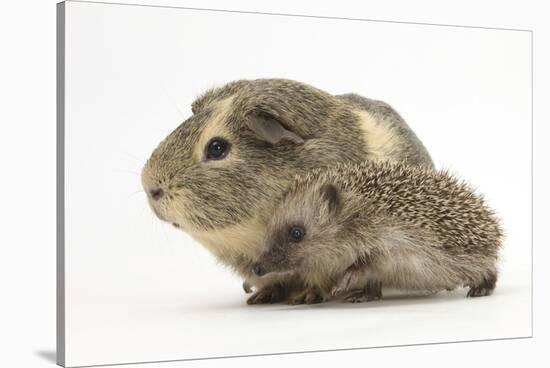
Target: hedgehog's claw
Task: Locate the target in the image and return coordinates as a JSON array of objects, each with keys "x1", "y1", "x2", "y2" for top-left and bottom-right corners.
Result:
[
  {"x1": 242, "y1": 280, "x2": 253, "y2": 294},
  {"x1": 246, "y1": 284, "x2": 287, "y2": 304}
]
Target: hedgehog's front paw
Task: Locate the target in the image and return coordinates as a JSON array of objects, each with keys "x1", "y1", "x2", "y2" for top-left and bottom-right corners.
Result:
[
  {"x1": 288, "y1": 287, "x2": 328, "y2": 305},
  {"x1": 246, "y1": 283, "x2": 288, "y2": 304},
  {"x1": 342, "y1": 280, "x2": 382, "y2": 303},
  {"x1": 365, "y1": 280, "x2": 383, "y2": 301},
  {"x1": 342, "y1": 289, "x2": 369, "y2": 303},
  {"x1": 242, "y1": 280, "x2": 253, "y2": 294}
]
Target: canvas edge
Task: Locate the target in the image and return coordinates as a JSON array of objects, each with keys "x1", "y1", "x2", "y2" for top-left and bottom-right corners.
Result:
[
  {"x1": 56, "y1": 1, "x2": 66, "y2": 367},
  {"x1": 53, "y1": 2, "x2": 534, "y2": 366}
]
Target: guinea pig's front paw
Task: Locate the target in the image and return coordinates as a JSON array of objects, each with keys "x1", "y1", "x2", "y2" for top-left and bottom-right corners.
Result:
[
  {"x1": 288, "y1": 287, "x2": 328, "y2": 305},
  {"x1": 246, "y1": 284, "x2": 288, "y2": 305}
]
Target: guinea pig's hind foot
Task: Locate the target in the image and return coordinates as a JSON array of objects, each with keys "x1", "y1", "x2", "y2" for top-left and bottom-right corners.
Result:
[
  {"x1": 246, "y1": 283, "x2": 288, "y2": 305},
  {"x1": 467, "y1": 272, "x2": 497, "y2": 297}
]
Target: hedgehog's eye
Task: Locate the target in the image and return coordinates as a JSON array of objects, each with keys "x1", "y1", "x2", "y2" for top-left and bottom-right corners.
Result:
[
  {"x1": 205, "y1": 137, "x2": 231, "y2": 160},
  {"x1": 289, "y1": 226, "x2": 305, "y2": 242}
]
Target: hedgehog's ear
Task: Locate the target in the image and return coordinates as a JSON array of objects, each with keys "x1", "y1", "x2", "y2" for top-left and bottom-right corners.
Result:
[
  {"x1": 320, "y1": 184, "x2": 341, "y2": 215},
  {"x1": 246, "y1": 111, "x2": 304, "y2": 145}
]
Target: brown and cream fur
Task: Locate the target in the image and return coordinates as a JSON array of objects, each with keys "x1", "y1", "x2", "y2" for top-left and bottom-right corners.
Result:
[
  {"x1": 253, "y1": 161, "x2": 503, "y2": 304},
  {"x1": 141, "y1": 78, "x2": 433, "y2": 304}
]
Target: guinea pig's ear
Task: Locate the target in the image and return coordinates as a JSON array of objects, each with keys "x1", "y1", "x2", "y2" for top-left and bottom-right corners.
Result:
[
  {"x1": 320, "y1": 184, "x2": 341, "y2": 215},
  {"x1": 246, "y1": 111, "x2": 304, "y2": 145}
]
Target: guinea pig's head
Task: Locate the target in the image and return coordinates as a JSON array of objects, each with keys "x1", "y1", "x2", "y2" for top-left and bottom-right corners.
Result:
[
  {"x1": 252, "y1": 179, "x2": 354, "y2": 279},
  {"x1": 141, "y1": 79, "x2": 338, "y2": 233}
]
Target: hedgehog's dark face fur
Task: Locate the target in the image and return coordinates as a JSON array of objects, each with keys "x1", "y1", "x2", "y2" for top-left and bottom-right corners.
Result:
[
  {"x1": 253, "y1": 181, "x2": 358, "y2": 285},
  {"x1": 141, "y1": 79, "x2": 365, "y2": 237}
]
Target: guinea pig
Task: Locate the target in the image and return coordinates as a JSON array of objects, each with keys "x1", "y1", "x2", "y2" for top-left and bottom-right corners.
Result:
[
  {"x1": 141, "y1": 78, "x2": 434, "y2": 304},
  {"x1": 252, "y1": 161, "x2": 502, "y2": 304}
]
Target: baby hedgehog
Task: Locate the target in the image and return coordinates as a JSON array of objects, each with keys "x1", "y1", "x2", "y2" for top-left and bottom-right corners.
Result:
[{"x1": 252, "y1": 161, "x2": 503, "y2": 304}]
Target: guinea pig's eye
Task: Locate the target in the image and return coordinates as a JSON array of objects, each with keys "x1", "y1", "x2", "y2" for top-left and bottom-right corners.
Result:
[
  {"x1": 205, "y1": 137, "x2": 231, "y2": 160},
  {"x1": 289, "y1": 226, "x2": 305, "y2": 242}
]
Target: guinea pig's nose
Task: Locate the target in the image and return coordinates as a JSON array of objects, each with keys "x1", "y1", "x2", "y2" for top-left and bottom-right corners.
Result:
[
  {"x1": 149, "y1": 187, "x2": 164, "y2": 201},
  {"x1": 252, "y1": 263, "x2": 265, "y2": 277}
]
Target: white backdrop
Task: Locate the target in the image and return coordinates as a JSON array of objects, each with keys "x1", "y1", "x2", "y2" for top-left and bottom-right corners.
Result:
[
  {"x1": 3, "y1": 1, "x2": 550, "y2": 368},
  {"x1": 60, "y1": 1, "x2": 533, "y2": 366}
]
